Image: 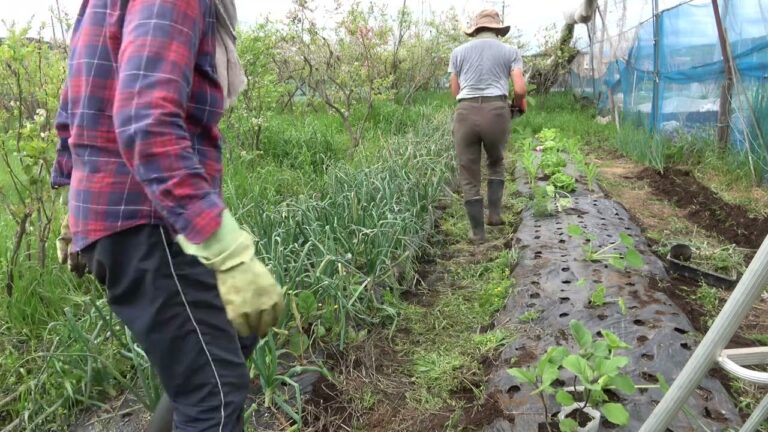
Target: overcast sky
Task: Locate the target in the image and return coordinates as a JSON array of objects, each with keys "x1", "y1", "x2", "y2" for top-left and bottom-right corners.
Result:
[
  {"x1": 3, "y1": 0, "x2": 705, "y2": 49},
  {"x1": 4, "y1": 0, "x2": 585, "y2": 45}
]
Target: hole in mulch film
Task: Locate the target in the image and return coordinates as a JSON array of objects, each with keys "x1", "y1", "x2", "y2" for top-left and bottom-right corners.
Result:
[
  {"x1": 561, "y1": 267, "x2": 570, "y2": 272},
  {"x1": 674, "y1": 327, "x2": 689, "y2": 335},
  {"x1": 508, "y1": 385, "x2": 521, "y2": 394},
  {"x1": 637, "y1": 335, "x2": 649, "y2": 345},
  {"x1": 697, "y1": 386, "x2": 713, "y2": 402},
  {"x1": 530, "y1": 293, "x2": 541, "y2": 299},
  {"x1": 634, "y1": 319, "x2": 647, "y2": 327},
  {"x1": 559, "y1": 239, "x2": 567, "y2": 244},
  {"x1": 641, "y1": 353, "x2": 655, "y2": 361},
  {"x1": 559, "y1": 297, "x2": 571, "y2": 304},
  {"x1": 526, "y1": 303, "x2": 537, "y2": 308},
  {"x1": 534, "y1": 235, "x2": 541, "y2": 239},
  {"x1": 640, "y1": 372, "x2": 659, "y2": 384},
  {"x1": 597, "y1": 313, "x2": 608, "y2": 321},
  {"x1": 681, "y1": 342, "x2": 692, "y2": 351},
  {"x1": 559, "y1": 312, "x2": 570, "y2": 318},
  {"x1": 562, "y1": 280, "x2": 572, "y2": 284}
]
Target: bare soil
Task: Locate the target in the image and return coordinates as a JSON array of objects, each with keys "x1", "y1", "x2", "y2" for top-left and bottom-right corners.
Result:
[{"x1": 637, "y1": 167, "x2": 768, "y2": 251}]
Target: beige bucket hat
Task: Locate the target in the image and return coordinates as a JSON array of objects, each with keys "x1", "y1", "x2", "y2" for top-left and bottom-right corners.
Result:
[{"x1": 464, "y1": 9, "x2": 511, "y2": 37}]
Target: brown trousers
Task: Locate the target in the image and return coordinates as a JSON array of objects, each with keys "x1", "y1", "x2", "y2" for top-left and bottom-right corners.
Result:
[{"x1": 453, "y1": 100, "x2": 512, "y2": 200}]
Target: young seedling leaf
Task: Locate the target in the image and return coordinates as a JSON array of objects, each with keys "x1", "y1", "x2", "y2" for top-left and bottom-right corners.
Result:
[
  {"x1": 601, "y1": 403, "x2": 630, "y2": 425},
  {"x1": 567, "y1": 224, "x2": 584, "y2": 237},
  {"x1": 576, "y1": 278, "x2": 587, "y2": 288},
  {"x1": 619, "y1": 232, "x2": 635, "y2": 247},
  {"x1": 549, "y1": 346, "x2": 569, "y2": 364},
  {"x1": 590, "y1": 284, "x2": 606, "y2": 306},
  {"x1": 604, "y1": 356, "x2": 630, "y2": 373},
  {"x1": 610, "y1": 374, "x2": 637, "y2": 395},
  {"x1": 508, "y1": 367, "x2": 536, "y2": 385},
  {"x1": 534, "y1": 363, "x2": 560, "y2": 394},
  {"x1": 296, "y1": 291, "x2": 318, "y2": 318},
  {"x1": 570, "y1": 320, "x2": 592, "y2": 350},
  {"x1": 618, "y1": 297, "x2": 627, "y2": 315},
  {"x1": 625, "y1": 248, "x2": 644, "y2": 269},
  {"x1": 609, "y1": 256, "x2": 626, "y2": 271},
  {"x1": 601, "y1": 329, "x2": 631, "y2": 349},
  {"x1": 546, "y1": 184, "x2": 556, "y2": 198},
  {"x1": 657, "y1": 373, "x2": 671, "y2": 393},
  {"x1": 592, "y1": 341, "x2": 610, "y2": 358},
  {"x1": 559, "y1": 418, "x2": 578, "y2": 432},
  {"x1": 556, "y1": 390, "x2": 576, "y2": 407},
  {"x1": 562, "y1": 355, "x2": 592, "y2": 382}
]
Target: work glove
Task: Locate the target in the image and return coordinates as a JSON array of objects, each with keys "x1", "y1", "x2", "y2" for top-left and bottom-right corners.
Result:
[
  {"x1": 56, "y1": 193, "x2": 87, "y2": 277},
  {"x1": 177, "y1": 210, "x2": 285, "y2": 337}
]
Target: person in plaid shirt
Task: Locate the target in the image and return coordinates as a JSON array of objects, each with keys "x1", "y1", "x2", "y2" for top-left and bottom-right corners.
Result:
[{"x1": 52, "y1": 1, "x2": 284, "y2": 430}]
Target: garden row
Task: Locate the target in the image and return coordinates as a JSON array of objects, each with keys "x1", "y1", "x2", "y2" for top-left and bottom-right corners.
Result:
[{"x1": 483, "y1": 128, "x2": 740, "y2": 431}]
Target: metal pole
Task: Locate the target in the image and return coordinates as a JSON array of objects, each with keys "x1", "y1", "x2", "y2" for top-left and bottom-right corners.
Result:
[
  {"x1": 640, "y1": 234, "x2": 768, "y2": 431},
  {"x1": 650, "y1": 0, "x2": 661, "y2": 131},
  {"x1": 742, "y1": 394, "x2": 768, "y2": 432}
]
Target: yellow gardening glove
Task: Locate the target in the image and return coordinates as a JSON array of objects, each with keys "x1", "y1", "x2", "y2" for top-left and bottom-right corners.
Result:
[
  {"x1": 177, "y1": 210, "x2": 285, "y2": 337},
  {"x1": 56, "y1": 195, "x2": 87, "y2": 277}
]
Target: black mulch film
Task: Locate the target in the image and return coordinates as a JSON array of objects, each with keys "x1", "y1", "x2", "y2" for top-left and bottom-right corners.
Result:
[{"x1": 484, "y1": 166, "x2": 741, "y2": 432}]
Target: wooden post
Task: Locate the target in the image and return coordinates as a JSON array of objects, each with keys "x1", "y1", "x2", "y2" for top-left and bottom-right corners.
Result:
[{"x1": 712, "y1": 0, "x2": 735, "y2": 149}]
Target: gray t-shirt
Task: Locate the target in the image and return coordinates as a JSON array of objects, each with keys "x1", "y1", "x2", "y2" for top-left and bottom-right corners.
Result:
[{"x1": 448, "y1": 38, "x2": 523, "y2": 100}]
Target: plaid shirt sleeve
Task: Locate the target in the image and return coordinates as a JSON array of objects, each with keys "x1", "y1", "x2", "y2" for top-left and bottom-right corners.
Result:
[
  {"x1": 51, "y1": 85, "x2": 72, "y2": 188},
  {"x1": 113, "y1": 0, "x2": 224, "y2": 244}
]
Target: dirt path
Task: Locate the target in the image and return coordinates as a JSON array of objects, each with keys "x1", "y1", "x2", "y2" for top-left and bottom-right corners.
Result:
[{"x1": 302, "y1": 167, "x2": 528, "y2": 431}]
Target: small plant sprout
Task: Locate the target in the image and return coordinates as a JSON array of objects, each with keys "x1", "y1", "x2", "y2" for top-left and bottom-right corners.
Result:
[
  {"x1": 588, "y1": 284, "x2": 628, "y2": 315},
  {"x1": 567, "y1": 225, "x2": 644, "y2": 271},
  {"x1": 590, "y1": 284, "x2": 607, "y2": 306},
  {"x1": 508, "y1": 320, "x2": 635, "y2": 431},
  {"x1": 584, "y1": 163, "x2": 599, "y2": 191},
  {"x1": 522, "y1": 151, "x2": 539, "y2": 186},
  {"x1": 519, "y1": 309, "x2": 542, "y2": 323},
  {"x1": 545, "y1": 185, "x2": 573, "y2": 213}
]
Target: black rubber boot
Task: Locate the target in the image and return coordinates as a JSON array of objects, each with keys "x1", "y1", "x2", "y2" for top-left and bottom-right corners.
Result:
[
  {"x1": 147, "y1": 392, "x2": 173, "y2": 432},
  {"x1": 486, "y1": 179, "x2": 505, "y2": 226},
  {"x1": 464, "y1": 198, "x2": 486, "y2": 243}
]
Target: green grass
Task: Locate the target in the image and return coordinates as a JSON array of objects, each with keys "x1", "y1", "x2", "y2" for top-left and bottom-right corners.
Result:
[
  {"x1": 0, "y1": 94, "x2": 457, "y2": 429},
  {"x1": 397, "y1": 249, "x2": 518, "y2": 410}
]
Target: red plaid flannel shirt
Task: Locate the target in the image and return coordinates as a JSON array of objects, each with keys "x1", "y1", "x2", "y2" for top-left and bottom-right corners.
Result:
[{"x1": 52, "y1": 0, "x2": 226, "y2": 251}]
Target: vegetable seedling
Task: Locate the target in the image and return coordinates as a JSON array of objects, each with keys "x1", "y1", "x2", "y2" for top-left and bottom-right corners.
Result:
[
  {"x1": 548, "y1": 172, "x2": 576, "y2": 193},
  {"x1": 508, "y1": 320, "x2": 636, "y2": 431},
  {"x1": 584, "y1": 163, "x2": 599, "y2": 192},
  {"x1": 567, "y1": 225, "x2": 644, "y2": 271}
]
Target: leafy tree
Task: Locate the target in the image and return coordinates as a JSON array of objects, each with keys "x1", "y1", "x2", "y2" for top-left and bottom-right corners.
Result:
[
  {"x1": 287, "y1": 0, "x2": 393, "y2": 149},
  {"x1": 220, "y1": 23, "x2": 287, "y2": 151},
  {"x1": 0, "y1": 24, "x2": 67, "y2": 294}
]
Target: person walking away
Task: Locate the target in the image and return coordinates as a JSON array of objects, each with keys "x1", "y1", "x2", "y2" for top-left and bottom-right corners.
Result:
[
  {"x1": 449, "y1": 9, "x2": 527, "y2": 242},
  {"x1": 52, "y1": 0, "x2": 284, "y2": 430}
]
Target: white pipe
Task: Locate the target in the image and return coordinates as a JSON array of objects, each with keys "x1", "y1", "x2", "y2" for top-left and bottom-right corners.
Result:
[{"x1": 640, "y1": 234, "x2": 768, "y2": 431}]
